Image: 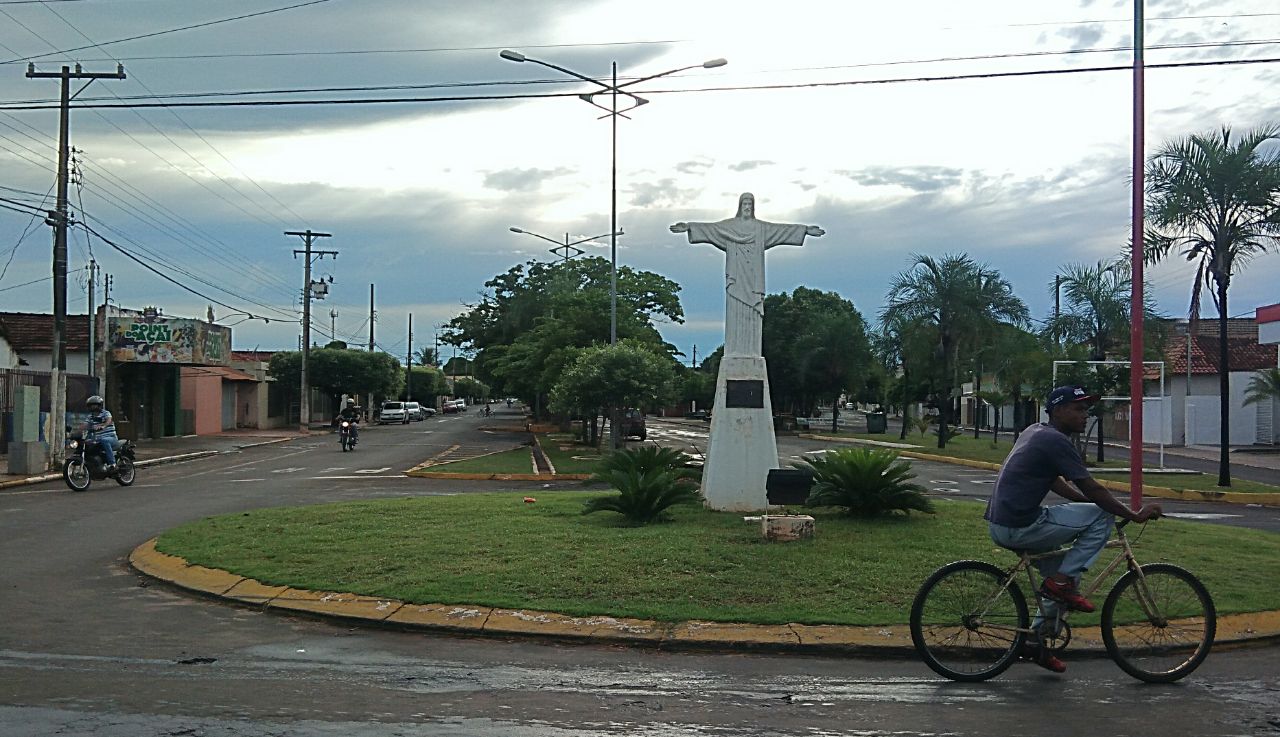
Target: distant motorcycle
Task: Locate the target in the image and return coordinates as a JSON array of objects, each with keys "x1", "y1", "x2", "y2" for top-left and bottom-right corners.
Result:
[
  {"x1": 338, "y1": 420, "x2": 358, "y2": 452},
  {"x1": 63, "y1": 429, "x2": 136, "y2": 491}
]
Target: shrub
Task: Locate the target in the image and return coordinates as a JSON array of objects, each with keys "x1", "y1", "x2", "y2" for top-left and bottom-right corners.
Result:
[
  {"x1": 796, "y1": 447, "x2": 934, "y2": 517},
  {"x1": 582, "y1": 446, "x2": 702, "y2": 524},
  {"x1": 591, "y1": 445, "x2": 699, "y2": 481},
  {"x1": 581, "y1": 467, "x2": 701, "y2": 525},
  {"x1": 913, "y1": 416, "x2": 934, "y2": 438}
]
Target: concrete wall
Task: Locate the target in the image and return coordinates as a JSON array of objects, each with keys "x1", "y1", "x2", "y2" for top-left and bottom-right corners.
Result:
[
  {"x1": 1183, "y1": 371, "x2": 1257, "y2": 446},
  {"x1": 0, "y1": 337, "x2": 17, "y2": 369},
  {"x1": 179, "y1": 368, "x2": 223, "y2": 435},
  {"x1": 12, "y1": 350, "x2": 90, "y2": 374}
]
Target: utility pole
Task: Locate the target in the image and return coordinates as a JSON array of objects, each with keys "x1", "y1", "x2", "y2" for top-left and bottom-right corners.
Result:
[
  {"x1": 99, "y1": 273, "x2": 111, "y2": 398},
  {"x1": 27, "y1": 62, "x2": 125, "y2": 468},
  {"x1": 286, "y1": 229, "x2": 335, "y2": 433},
  {"x1": 691, "y1": 343, "x2": 698, "y2": 369},
  {"x1": 405, "y1": 313, "x2": 413, "y2": 401},
  {"x1": 86, "y1": 260, "x2": 96, "y2": 380},
  {"x1": 368, "y1": 284, "x2": 375, "y2": 351}
]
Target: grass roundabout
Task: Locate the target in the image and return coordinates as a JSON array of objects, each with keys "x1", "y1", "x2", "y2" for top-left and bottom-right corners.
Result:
[{"x1": 156, "y1": 492, "x2": 1280, "y2": 626}]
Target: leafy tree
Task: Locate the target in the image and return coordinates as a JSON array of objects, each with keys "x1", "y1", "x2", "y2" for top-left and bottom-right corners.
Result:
[
  {"x1": 267, "y1": 348, "x2": 402, "y2": 404},
  {"x1": 1243, "y1": 368, "x2": 1280, "y2": 407},
  {"x1": 405, "y1": 365, "x2": 447, "y2": 404},
  {"x1": 549, "y1": 341, "x2": 677, "y2": 447},
  {"x1": 453, "y1": 377, "x2": 489, "y2": 402},
  {"x1": 883, "y1": 253, "x2": 1029, "y2": 448},
  {"x1": 445, "y1": 257, "x2": 684, "y2": 418},
  {"x1": 1146, "y1": 124, "x2": 1280, "y2": 487},
  {"x1": 762, "y1": 287, "x2": 872, "y2": 425},
  {"x1": 676, "y1": 364, "x2": 715, "y2": 413},
  {"x1": 414, "y1": 346, "x2": 440, "y2": 367},
  {"x1": 796, "y1": 447, "x2": 934, "y2": 517},
  {"x1": 877, "y1": 312, "x2": 941, "y2": 439}
]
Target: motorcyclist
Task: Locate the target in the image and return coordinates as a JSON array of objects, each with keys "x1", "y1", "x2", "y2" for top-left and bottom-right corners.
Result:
[
  {"x1": 337, "y1": 398, "x2": 361, "y2": 441},
  {"x1": 83, "y1": 395, "x2": 118, "y2": 473}
]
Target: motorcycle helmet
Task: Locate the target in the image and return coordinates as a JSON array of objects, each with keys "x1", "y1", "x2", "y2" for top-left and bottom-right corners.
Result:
[{"x1": 86, "y1": 395, "x2": 104, "y2": 410}]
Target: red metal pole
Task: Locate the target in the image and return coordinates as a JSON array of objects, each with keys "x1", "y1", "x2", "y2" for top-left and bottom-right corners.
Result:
[{"x1": 1129, "y1": 0, "x2": 1145, "y2": 510}]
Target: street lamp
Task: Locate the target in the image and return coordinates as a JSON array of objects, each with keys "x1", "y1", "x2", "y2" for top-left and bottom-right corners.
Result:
[
  {"x1": 509, "y1": 226, "x2": 623, "y2": 262},
  {"x1": 500, "y1": 50, "x2": 726, "y2": 344}
]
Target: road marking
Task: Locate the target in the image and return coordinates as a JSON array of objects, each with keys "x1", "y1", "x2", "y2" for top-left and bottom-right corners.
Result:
[
  {"x1": 228, "y1": 478, "x2": 266, "y2": 483},
  {"x1": 272, "y1": 467, "x2": 304, "y2": 474},
  {"x1": 321, "y1": 467, "x2": 348, "y2": 473},
  {"x1": 354, "y1": 467, "x2": 391, "y2": 474},
  {"x1": 968, "y1": 479, "x2": 995, "y2": 485},
  {"x1": 185, "y1": 448, "x2": 315, "y2": 478}
]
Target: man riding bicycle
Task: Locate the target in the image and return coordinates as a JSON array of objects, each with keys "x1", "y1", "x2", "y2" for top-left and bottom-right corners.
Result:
[{"x1": 985, "y1": 385, "x2": 1161, "y2": 673}]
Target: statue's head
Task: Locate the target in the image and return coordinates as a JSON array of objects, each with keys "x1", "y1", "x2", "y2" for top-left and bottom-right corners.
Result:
[{"x1": 737, "y1": 192, "x2": 755, "y2": 219}]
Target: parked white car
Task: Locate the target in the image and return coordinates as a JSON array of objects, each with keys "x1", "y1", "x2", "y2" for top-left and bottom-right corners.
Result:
[
  {"x1": 378, "y1": 401, "x2": 407, "y2": 424},
  {"x1": 404, "y1": 401, "x2": 425, "y2": 422}
]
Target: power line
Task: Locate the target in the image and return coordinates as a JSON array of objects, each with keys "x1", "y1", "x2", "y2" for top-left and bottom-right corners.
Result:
[
  {"x1": 5, "y1": 54, "x2": 1278, "y2": 112},
  {"x1": 78, "y1": 220, "x2": 296, "y2": 322}
]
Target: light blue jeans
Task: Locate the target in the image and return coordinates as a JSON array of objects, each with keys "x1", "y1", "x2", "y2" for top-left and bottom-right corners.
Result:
[{"x1": 989, "y1": 503, "x2": 1114, "y2": 638}]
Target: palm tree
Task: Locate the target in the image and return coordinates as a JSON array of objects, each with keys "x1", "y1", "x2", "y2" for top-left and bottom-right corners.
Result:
[
  {"x1": 1145, "y1": 125, "x2": 1280, "y2": 486},
  {"x1": 883, "y1": 253, "x2": 1029, "y2": 448},
  {"x1": 1044, "y1": 260, "x2": 1163, "y2": 461},
  {"x1": 1243, "y1": 368, "x2": 1280, "y2": 408}
]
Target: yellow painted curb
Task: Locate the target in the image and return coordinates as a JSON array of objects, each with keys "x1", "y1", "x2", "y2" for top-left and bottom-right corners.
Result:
[
  {"x1": 268, "y1": 588, "x2": 402, "y2": 621},
  {"x1": 130, "y1": 539, "x2": 1280, "y2": 654},
  {"x1": 669, "y1": 620, "x2": 799, "y2": 647},
  {"x1": 387, "y1": 603, "x2": 492, "y2": 630}
]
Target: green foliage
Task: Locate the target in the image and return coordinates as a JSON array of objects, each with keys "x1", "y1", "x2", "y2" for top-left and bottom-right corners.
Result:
[
  {"x1": 1244, "y1": 368, "x2": 1280, "y2": 406},
  {"x1": 592, "y1": 445, "x2": 698, "y2": 481},
  {"x1": 549, "y1": 341, "x2": 677, "y2": 417},
  {"x1": 453, "y1": 376, "x2": 489, "y2": 401},
  {"x1": 762, "y1": 287, "x2": 872, "y2": 417},
  {"x1": 581, "y1": 467, "x2": 701, "y2": 525},
  {"x1": 443, "y1": 257, "x2": 685, "y2": 409},
  {"x1": 405, "y1": 366, "x2": 447, "y2": 404},
  {"x1": 882, "y1": 253, "x2": 1029, "y2": 448},
  {"x1": 796, "y1": 447, "x2": 934, "y2": 517},
  {"x1": 267, "y1": 348, "x2": 402, "y2": 400},
  {"x1": 913, "y1": 415, "x2": 934, "y2": 437}
]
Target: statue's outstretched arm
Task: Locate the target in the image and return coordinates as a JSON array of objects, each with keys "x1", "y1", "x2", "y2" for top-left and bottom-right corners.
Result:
[
  {"x1": 805, "y1": 225, "x2": 825, "y2": 237},
  {"x1": 670, "y1": 222, "x2": 689, "y2": 233}
]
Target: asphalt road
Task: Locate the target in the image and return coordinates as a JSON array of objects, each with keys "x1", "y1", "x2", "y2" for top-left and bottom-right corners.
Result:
[{"x1": 1, "y1": 409, "x2": 1278, "y2": 736}]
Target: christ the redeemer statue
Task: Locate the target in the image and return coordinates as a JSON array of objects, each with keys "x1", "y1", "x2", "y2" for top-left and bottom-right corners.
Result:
[
  {"x1": 671, "y1": 193, "x2": 824, "y2": 356},
  {"x1": 671, "y1": 193, "x2": 824, "y2": 511}
]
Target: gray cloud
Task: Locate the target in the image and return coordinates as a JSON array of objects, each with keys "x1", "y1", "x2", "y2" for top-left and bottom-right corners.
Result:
[
  {"x1": 840, "y1": 165, "x2": 965, "y2": 193},
  {"x1": 728, "y1": 159, "x2": 775, "y2": 172},
  {"x1": 482, "y1": 167, "x2": 573, "y2": 192},
  {"x1": 629, "y1": 177, "x2": 699, "y2": 208},
  {"x1": 675, "y1": 159, "x2": 713, "y2": 174},
  {"x1": 1056, "y1": 24, "x2": 1106, "y2": 48}
]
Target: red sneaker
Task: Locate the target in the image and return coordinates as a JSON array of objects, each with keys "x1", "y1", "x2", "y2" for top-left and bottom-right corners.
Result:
[
  {"x1": 1041, "y1": 577, "x2": 1095, "y2": 613},
  {"x1": 1019, "y1": 642, "x2": 1067, "y2": 673}
]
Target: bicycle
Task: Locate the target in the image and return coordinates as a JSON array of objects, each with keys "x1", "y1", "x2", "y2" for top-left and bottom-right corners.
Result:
[{"x1": 909, "y1": 518, "x2": 1216, "y2": 683}]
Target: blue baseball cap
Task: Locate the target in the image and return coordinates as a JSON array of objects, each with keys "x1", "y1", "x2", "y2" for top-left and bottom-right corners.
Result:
[{"x1": 1046, "y1": 385, "x2": 1098, "y2": 412}]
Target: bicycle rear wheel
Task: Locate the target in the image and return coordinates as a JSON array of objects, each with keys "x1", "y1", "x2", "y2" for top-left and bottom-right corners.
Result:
[
  {"x1": 910, "y1": 560, "x2": 1029, "y2": 682},
  {"x1": 1101, "y1": 563, "x2": 1215, "y2": 683}
]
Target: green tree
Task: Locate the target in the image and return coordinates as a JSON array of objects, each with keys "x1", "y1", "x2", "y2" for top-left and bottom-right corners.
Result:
[
  {"x1": 549, "y1": 341, "x2": 676, "y2": 447},
  {"x1": 445, "y1": 257, "x2": 684, "y2": 418},
  {"x1": 414, "y1": 346, "x2": 439, "y2": 367},
  {"x1": 762, "y1": 287, "x2": 872, "y2": 426},
  {"x1": 267, "y1": 349, "x2": 402, "y2": 407},
  {"x1": 405, "y1": 365, "x2": 447, "y2": 405},
  {"x1": 882, "y1": 253, "x2": 1029, "y2": 448},
  {"x1": 453, "y1": 377, "x2": 489, "y2": 402},
  {"x1": 1243, "y1": 368, "x2": 1280, "y2": 407},
  {"x1": 1145, "y1": 124, "x2": 1280, "y2": 486}
]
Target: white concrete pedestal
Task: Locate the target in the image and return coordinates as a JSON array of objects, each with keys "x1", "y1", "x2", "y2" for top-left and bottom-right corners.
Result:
[{"x1": 701, "y1": 355, "x2": 778, "y2": 511}]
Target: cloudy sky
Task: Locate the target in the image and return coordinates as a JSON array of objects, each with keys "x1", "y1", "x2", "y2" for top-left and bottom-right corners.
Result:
[{"x1": 2, "y1": 0, "x2": 1279, "y2": 366}]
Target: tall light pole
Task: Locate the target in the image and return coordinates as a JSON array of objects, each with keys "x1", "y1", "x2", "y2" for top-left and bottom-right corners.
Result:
[
  {"x1": 509, "y1": 226, "x2": 621, "y2": 263},
  {"x1": 499, "y1": 50, "x2": 726, "y2": 345}
]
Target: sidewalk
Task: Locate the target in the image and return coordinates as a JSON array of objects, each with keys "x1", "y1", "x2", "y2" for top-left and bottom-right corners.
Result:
[{"x1": 0, "y1": 428, "x2": 307, "y2": 488}]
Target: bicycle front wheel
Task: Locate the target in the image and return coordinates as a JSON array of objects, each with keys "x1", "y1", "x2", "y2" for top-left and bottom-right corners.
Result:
[
  {"x1": 910, "y1": 560, "x2": 1029, "y2": 682},
  {"x1": 1101, "y1": 563, "x2": 1215, "y2": 683}
]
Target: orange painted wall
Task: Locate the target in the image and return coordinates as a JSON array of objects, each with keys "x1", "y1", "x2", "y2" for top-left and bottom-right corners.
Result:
[{"x1": 180, "y1": 368, "x2": 222, "y2": 435}]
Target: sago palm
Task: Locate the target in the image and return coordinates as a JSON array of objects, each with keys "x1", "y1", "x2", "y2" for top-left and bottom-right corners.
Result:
[
  {"x1": 1146, "y1": 125, "x2": 1280, "y2": 486},
  {"x1": 581, "y1": 467, "x2": 701, "y2": 525},
  {"x1": 796, "y1": 447, "x2": 934, "y2": 517}
]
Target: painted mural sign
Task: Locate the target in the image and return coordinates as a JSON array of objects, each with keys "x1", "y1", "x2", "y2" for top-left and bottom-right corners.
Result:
[{"x1": 110, "y1": 312, "x2": 230, "y2": 365}]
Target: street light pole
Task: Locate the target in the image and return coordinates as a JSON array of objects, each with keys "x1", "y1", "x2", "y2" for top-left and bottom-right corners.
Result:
[
  {"x1": 500, "y1": 51, "x2": 725, "y2": 450},
  {"x1": 508, "y1": 227, "x2": 621, "y2": 263},
  {"x1": 499, "y1": 50, "x2": 726, "y2": 345}
]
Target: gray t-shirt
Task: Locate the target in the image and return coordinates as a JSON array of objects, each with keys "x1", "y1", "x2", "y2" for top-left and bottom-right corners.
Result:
[{"x1": 985, "y1": 423, "x2": 1091, "y2": 527}]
